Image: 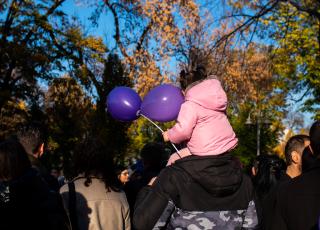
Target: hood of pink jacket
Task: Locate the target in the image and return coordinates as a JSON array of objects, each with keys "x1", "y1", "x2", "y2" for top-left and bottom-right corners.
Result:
[
  {"x1": 185, "y1": 78, "x2": 227, "y2": 111},
  {"x1": 167, "y1": 77, "x2": 238, "y2": 156}
]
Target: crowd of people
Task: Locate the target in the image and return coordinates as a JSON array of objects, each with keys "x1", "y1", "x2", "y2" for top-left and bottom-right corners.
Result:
[{"x1": 0, "y1": 67, "x2": 320, "y2": 230}]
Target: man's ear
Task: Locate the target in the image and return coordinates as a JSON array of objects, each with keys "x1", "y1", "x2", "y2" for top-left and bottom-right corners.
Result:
[
  {"x1": 34, "y1": 143, "x2": 44, "y2": 158},
  {"x1": 251, "y1": 166, "x2": 257, "y2": 176},
  {"x1": 291, "y1": 151, "x2": 301, "y2": 164},
  {"x1": 39, "y1": 143, "x2": 44, "y2": 157}
]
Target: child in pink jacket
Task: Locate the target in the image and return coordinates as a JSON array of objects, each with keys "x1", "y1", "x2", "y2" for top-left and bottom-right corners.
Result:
[{"x1": 163, "y1": 67, "x2": 238, "y2": 165}]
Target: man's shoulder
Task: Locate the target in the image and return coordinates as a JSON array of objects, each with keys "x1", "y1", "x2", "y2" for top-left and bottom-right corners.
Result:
[
  {"x1": 290, "y1": 167, "x2": 320, "y2": 189},
  {"x1": 159, "y1": 165, "x2": 185, "y2": 178},
  {"x1": 280, "y1": 172, "x2": 291, "y2": 183},
  {"x1": 274, "y1": 173, "x2": 291, "y2": 193},
  {"x1": 278, "y1": 168, "x2": 320, "y2": 200},
  {"x1": 155, "y1": 165, "x2": 190, "y2": 190}
]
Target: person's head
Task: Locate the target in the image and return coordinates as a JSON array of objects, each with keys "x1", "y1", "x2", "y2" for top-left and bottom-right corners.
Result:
[
  {"x1": 16, "y1": 122, "x2": 45, "y2": 158},
  {"x1": 309, "y1": 121, "x2": 320, "y2": 156},
  {"x1": 50, "y1": 168, "x2": 60, "y2": 179},
  {"x1": 284, "y1": 134, "x2": 310, "y2": 167},
  {"x1": 252, "y1": 154, "x2": 286, "y2": 199},
  {"x1": 115, "y1": 165, "x2": 130, "y2": 185},
  {"x1": 140, "y1": 142, "x2": 168, "y2": 172},
  {"x1": 179, "y1": 65, "x2": 207, "y2": 91},
  {"x1": 73, "y1": 137, "x2": 117, "y2": 190},
  {"x1": 301, "y1": 121, "x2": 320, "y2": 172},
  {"x1": 301, "y1": 146, "x2": 316, "y2": 172},
  {"x1": 0, "y1": 139, "x2": 31, "y2": 182}
]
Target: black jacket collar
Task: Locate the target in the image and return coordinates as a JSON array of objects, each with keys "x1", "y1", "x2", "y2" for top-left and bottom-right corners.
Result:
[{"x1": 172, "y1": 153, "x2": 243, "y2": 196}]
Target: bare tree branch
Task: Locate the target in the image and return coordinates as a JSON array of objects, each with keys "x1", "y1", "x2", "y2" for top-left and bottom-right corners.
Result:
[
  {"x1": 289, "y1": 86, "x2": 311, "y2": 102},
  {"x1": 1, "y1": 0, "x2": 23, "y2": 43},
  {"x1": 213, "y1": 0, "x2": 279, "y2": 48},
  {"x1": 136, "y1": 21, "x2": 153, "y2": 51},
  {"x1": 104, "y1": 0, "x2": 128, "y2": 58},
  {"x1": 23, "y1": 0, "x2": 66, "y2": 43}
]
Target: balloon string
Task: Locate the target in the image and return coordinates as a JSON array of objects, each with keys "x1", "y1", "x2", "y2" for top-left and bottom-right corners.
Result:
[
  {"x1": 140, "y1": 113, "x2": 182, "y2": 158},
  {"x1": 140, "y1": 113, "x2": 164, "y2": 132}
]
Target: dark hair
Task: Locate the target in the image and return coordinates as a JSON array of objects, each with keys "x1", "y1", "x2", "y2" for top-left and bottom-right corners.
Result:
[
  {"x1": 16, "y1": 122, "x2": 45, "y2": 155},
  {"x1": 252, "y1": 154, "x2": 286, "y2": 199},
  {"x1": 284, "y1": 135, "x2": 310, "y2": 165},
  {"x1": 140, "y1": 142, "x2": 168, "y2": 171},
  {"x1": 73, "y1": 137, "x2": 118, "y2": 191},
  {"x1": 115, "y1": 165, "x2": 127, "y2": 176},
  {"x1": 309, "y1": 121, "x2": 320, "y2": 156},
  {"x1": 302, "y1": 146, "x2": 317, "y2": 172},
  {"x1": 179, "y1": 65, "x2": 207, "y2": 90},
  {"x1": 0, "y1": 139, "x2": 31, "y2": 181}
]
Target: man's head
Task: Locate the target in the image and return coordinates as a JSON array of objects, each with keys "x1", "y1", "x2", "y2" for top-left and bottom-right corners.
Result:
[
  {"x1": 140, "y1": 142, "x2": 168, "y2": 172},
  {"x1": 284, "y1": 134, "x2": 310, "y2": 167},
  {"x1": 301, "y1": 121, "x2": 320, "y2": 172},
  {"x1": 309, "y1": 121, "x2": 320, "y2": 156},
  {"x1": 16, "y1": 122, "x2": 45, "y2": 158},
  {"x1": 0, "y1": 139, "x2": 31, "y2": 182}
]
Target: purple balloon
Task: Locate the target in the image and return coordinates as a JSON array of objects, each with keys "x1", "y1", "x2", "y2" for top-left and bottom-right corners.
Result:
[
  {"x1": 140, "y1": 84, "x2": 184, "y2": 122},
  {"x1": 107, "y1": 87, "x2": 141, "y2": 121}
]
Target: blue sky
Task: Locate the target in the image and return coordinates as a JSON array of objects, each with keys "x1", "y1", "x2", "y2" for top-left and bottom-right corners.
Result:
[{"x1": 62, "y1": 0, "x2": 115, "y2": 47}]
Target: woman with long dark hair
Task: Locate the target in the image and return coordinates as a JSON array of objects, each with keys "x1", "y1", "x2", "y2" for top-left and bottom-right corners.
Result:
[
  {"x1": 252, "y1": 154, "x2": 286, "y2": 200},
  {"x1": 60, "y1": 137, "x2": 130, "y2": 230}
]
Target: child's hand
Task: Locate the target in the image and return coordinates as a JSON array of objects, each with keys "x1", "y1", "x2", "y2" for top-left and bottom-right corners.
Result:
[
  {"x1": 148, "y1": 177, "x2": 157, "y2": 186},
  {"x1": 162, "y1": 131, "x2": 170, "y2": 142}
]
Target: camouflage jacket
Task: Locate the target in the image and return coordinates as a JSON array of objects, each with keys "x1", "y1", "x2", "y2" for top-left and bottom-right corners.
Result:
[
  {"x1": 134, "y1": 154, "x2": 259, "y2": 230},
  {"x1": 153, "y1": 200, "x2": 258, "y2": 229}
]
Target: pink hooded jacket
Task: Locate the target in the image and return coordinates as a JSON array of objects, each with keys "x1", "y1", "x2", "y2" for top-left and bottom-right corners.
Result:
[{"x1": 167, "y1": 77, "x2": 238, "y2": 156}]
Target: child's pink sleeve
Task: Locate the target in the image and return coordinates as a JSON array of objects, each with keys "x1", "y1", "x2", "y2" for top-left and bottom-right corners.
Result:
[{"x1": 167, "y1": 101, "x2": 197, "y2": 144}]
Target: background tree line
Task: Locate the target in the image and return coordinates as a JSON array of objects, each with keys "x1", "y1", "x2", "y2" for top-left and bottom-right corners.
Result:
[{"x1": 0, "y1": 0, "x2": 318, "y2": 174}]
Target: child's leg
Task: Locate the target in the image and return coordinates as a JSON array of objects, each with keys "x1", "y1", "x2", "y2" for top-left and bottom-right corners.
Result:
[{"x1": 166, "y1": 148, "x2": 191, "y2": 166}]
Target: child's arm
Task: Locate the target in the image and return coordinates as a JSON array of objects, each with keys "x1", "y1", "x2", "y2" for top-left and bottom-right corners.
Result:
[
  {"x1": 162, "y1": 131, "x2": 170, "y2": 142},
  {"x1": 167, "y1": 101, "x2": 197, "y2": 144}
]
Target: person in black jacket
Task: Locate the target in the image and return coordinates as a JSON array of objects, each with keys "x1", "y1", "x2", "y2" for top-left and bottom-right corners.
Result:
[
  {"x1": 251, "y1": 135, "x2": 309, "y2": 230},
  {"x1": 16, "y1": 122, "x2": 60, "y2": 191},
  {"x1": 0, "y1": 139, "x2": 70, "y2": 230},
  {"x1": 271, "y1": 121, "x2": 320, "y2": 230},
  {"x1": 251, "y1": 154, "x2": 286, "y2": 230},
  {"x1": 125, "y1": 142, "x2": 168, "y2": 215},
  {"x1": 133, "y1": 153, "x2": 258, "y2": 230}
]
